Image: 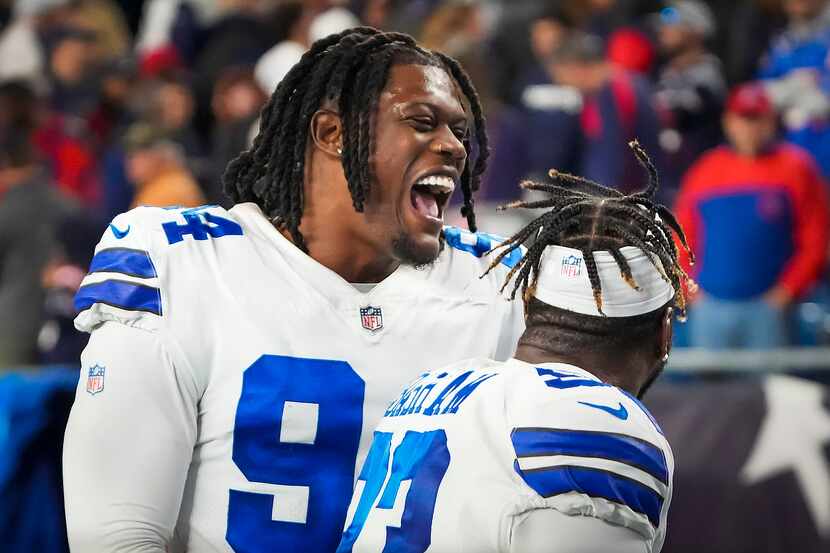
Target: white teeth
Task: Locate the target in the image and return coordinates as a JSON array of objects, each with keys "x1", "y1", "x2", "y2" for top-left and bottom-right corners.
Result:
[{"x1": 415, "y1": 175, "x2": 454, "y2": 193}]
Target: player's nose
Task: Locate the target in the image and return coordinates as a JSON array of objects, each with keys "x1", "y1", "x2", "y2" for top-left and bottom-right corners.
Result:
[{"x1": 429, "y1": 127, "x2": 467, "y2": 163}]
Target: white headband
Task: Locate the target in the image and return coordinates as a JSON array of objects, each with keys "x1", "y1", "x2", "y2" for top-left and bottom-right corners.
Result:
[{"x1": 533, "y1": 246, "x2": 675, "y2": 317}]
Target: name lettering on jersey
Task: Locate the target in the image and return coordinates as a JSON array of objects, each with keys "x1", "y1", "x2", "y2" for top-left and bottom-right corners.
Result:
[
  {"x1": 162, "y1": 207, "x2": 243, "y2": 245},
  {"x1": 384, "y1": 370, "x2": 496, "y2": 418}
]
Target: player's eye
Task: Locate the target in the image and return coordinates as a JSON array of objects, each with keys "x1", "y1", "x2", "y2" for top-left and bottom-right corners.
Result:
[
  {"x1": 409, "y1": 117, "x2": 436, "y2": 132},
  {"x1": 451, "y1": 126, "x2": 468, "y2": 141}
]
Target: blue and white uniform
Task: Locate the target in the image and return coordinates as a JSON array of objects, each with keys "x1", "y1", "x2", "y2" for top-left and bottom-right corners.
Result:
[
  {"x1": 338, "y1": 358, "x2": 673, "y2": 553},
  {"x1": 62, "y1": 203, "x2": 525, "y2": 553}
]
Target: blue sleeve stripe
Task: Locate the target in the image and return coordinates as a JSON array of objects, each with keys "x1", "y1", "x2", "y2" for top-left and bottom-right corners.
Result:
[
  {"x1": 88, "y1": 248, "x2": 157, "y2": 279},
  {"x1": 74, "y1": 279, "x2": 162, "y2": 316},
  {"x1": 511, "y1": 427, "x2": 668, "y2": 484},
  {"x1": 443, "y1": 227, "x2": 523, "y2": 269},
  {"x1": 514, "y1": 463, "x2": 663, "y2": 527}
]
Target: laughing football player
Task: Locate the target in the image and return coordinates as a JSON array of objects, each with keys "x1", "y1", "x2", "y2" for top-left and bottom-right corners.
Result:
[{"x1": 63, "y1": 28, "x2": 525, "y2": 553}]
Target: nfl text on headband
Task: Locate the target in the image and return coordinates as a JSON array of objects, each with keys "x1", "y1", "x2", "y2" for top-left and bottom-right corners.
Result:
[{"x1": 533, "y1": 245, "x2": 675, "y2": 317}]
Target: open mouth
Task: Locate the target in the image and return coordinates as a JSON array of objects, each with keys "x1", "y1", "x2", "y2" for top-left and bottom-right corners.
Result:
[{"x1": 410, "y1": 174, "x2": 455, "y2": 221}]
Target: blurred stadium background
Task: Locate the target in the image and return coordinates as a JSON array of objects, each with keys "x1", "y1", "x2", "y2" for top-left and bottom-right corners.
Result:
[{"x1": 1, "y1": 0, "x2": 830, "y2": 551}]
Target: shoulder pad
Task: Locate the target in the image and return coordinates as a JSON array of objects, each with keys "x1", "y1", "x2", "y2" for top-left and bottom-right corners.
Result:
[
  {"x1": 507, "y1": 363, "x2": 672, "y2": 540},
  {"x1": 73, "y1": 205, "x2": 243, "y2": 332}
]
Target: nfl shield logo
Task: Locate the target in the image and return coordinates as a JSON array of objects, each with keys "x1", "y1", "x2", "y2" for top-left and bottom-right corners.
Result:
[
  {"x1": 561, "y1": 255, "x2": 582, "y2": 278},
  {"x1": 86, "y1": 364, "x2": 105, "y2": 395},
  {"x1": 360, "y1": 306, "x2": 383, "y2": 332}
]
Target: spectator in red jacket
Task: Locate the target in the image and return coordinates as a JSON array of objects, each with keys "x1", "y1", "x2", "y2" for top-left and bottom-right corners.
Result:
[{"x1": 675, "y1": 83, "x2": 830, "y2": 349}]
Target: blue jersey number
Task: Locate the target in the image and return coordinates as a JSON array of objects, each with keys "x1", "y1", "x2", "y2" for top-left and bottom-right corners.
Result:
[
  {"x1": 338, "y1": 429, "x2": 450, "y2": 553},
  {"x1": 226, "y1": 355, "x2": 365, "y2": 552},
  {"x1": 163, "y1": 208, "x2": 243, "y2": 244}
]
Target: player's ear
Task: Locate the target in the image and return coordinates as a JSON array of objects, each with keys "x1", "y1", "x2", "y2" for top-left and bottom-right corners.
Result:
[{"x1": 310, "y1": 109, "x2": 343, "y2": 158}]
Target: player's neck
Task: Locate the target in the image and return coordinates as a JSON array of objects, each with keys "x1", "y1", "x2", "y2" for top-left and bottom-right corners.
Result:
[
  {"x1": 283, "y1": 219, "x2": 400, "y2": 284},
  {"x1": 289, "y1": 164, "x2": 403, "y2": 283},
  {"x1": 514, "y1": 344, "x2": 642, "y2": 396}
]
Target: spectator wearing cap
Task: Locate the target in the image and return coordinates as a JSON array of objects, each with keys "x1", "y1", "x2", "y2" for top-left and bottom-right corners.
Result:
[
  {"x1": 546, "y1": 31, "x2": 664, "y2": 196},
  {"x1": 759, "y1": 0, "x2": 830, "y2": 176},
  {"x1": 675, "y1": 83, "x2": 830, "y2": 349},
  {"x1": 606, "y1": 27, "x2": 655, "y2": 75},
  {"x1": 653, "y1": 0, "x2": 726, "y2": 201},
  {"x1": 123, "y1": 123, "x2": 205, "y2": 209}
]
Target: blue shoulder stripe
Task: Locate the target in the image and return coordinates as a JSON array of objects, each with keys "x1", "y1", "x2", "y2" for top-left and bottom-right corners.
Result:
[
  {"x1": 74, "y1": 279, "x2": 162, "y2": 316},
  {"x1": 511, "y1": 427, "x2": 668, "y2": 484},
  {"x1": 443, "y1": 227, "x2": 523, "y2": 268},
  {"x1": 88, "y1": 248, "x2": 157, "y2": 279},
  {"x1": 513, "y1": 462, "x2": 663, "y2": 527}
]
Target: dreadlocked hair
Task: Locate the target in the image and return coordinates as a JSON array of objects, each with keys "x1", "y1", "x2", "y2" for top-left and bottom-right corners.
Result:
[
  {"x1": 222, "y1": 27, "x2": 489, "y2": 250},
  {"x1": 485, "y1": 141, "x2": 696, "y2": 320}
]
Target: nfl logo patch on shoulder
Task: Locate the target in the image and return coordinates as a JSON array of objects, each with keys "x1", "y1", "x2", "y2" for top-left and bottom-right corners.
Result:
[
  {"x1": 86, "y1": 364, "x2": 105, "y2": 395},
  {"x1": 561, "y1": 254, "x2": 583, "y2": 278},
  {"x1": 360, "y1": 306, "x2": 383, "y2": 333}
]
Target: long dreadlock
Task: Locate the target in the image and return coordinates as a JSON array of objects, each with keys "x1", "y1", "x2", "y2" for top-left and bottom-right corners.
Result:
[
  {"x1": 222, "y1": 27, "x2": 488, "y2": 251},
  {"x1": 486, "y1": 141, "x2": 695, "y2": 320}
]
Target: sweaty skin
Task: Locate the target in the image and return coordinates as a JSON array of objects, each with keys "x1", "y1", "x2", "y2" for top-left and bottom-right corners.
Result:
[{"x1": 297, "y1": 63, "x2": 470, "y2": 283}]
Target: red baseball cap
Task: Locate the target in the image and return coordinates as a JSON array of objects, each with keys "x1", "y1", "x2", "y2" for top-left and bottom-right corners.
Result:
[
  {"x1": 607, "y1": 28, "x2": 655, "y2": 74},
  {"x1": 726, "y1": 83, "x2": 774, "y2": 117}
]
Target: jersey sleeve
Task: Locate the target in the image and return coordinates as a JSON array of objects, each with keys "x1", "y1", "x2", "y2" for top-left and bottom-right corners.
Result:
[
  {"x1": 63, "y1": 321, "x2": 200, "y2": 552},
  {"x1": 504, "y1": 364, "x2": 674, "y2": 552},
  {"x1": 73, "y1": 207, "x2": 168, "y2": 333}
]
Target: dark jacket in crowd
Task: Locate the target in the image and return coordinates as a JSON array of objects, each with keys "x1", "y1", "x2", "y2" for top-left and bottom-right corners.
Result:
[{"x1": 0, "y1": 171, "x2": 76, "y2": 367}]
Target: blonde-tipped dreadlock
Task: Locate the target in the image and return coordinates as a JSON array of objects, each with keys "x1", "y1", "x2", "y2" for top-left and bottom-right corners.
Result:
[{"x1": 485, "y1": 141, "x2": 696, "y2": 319}]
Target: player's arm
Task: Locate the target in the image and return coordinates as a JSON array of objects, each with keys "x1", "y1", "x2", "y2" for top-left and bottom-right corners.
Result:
[
  {"x1": 63, "y1": 322, "x2": 199, "y2": 553},
  {"x1": 510, "y1": 508, "x2": 648, "y2": 553}
]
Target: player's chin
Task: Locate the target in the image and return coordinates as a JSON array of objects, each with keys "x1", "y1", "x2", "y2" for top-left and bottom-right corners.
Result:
[
  {"x1": 391, "y1": 228, "x2": 442, "y2": 267},
  {"x1": 393, "y1": 198, "x2": 445, "y2": 265}
]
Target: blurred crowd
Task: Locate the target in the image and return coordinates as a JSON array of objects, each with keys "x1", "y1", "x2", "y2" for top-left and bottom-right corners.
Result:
[{"x1": 1, "y1": 0, "x2": 830, "y2": 368}]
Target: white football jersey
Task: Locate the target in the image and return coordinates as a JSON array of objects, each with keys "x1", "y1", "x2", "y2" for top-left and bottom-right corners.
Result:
[
  {"x1": 62, "y1": 203, "x2": 525, "y2": 553},
  {"x1": 338, "y1": 358, "x2": 674, "y2": 553}
]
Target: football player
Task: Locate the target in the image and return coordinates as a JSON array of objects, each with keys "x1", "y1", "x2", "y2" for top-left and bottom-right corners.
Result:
[
  {"x1": 338, "y1": 143, "x2": 692, "y2": 553},
  {"x1": 62, "y1": 29, "x2": 525, "y2": 552}
]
